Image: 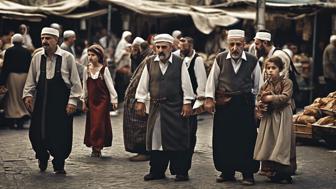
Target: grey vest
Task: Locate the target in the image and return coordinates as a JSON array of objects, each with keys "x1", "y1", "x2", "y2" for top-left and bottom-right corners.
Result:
[
  {"x1": 147, "y1": 55, "x2": 183, "y2": 101},
  {"x1": 216, "y1": 51, "x2": 257, "y2": 93}
]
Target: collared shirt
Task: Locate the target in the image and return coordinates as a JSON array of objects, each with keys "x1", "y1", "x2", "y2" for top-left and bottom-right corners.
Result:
[
  {"x1": 205, "y1": 51, "x2": 263, "y2": 99},
  {"x1": 23, "y1": 46, "x2": 82, "y2": 106},
  {"x1": 173, "y1": 50, "x2": 207, "y2": 97},
  {"x1": 135, "y1": 53, "x2": 195, "y2": 104},
  {"x1": 82, "y1": 66, "x2": 118, "y2": 104}
]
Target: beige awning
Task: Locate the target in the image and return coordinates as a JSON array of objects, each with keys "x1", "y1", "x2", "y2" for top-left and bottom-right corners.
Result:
[
  {"x1": 62, "y1": 9, "x2": 108, "y2": 19},
  {"x1": 0, "y1": 0, "x2": 90, "y2": 20},
  {"x1": 99, "y1": 0, "x2": 239, "y2": 34}
]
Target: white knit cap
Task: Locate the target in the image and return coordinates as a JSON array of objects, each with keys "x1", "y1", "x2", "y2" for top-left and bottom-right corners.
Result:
[
  {"x1": 63, "y1": 30, "x2": 76, "y2": 38},
  {"x1": 41, "y1": 27, "x2": 59, "y2": 37},
  {"x1": 255, "y1": 31, "x2": 271, "y2": 41},
  {"x1": 330, "y1": 35, "x2": 336, "y2": 43},
  {"x1": 132, "y1": 37, "x2": 145, "y2": 45},
  {"x1": 227, "y1": 29, "x2": 245, "y2": 38},
  {"x1": 172, "y1": 30, "x2": 182, "y2": 38},
  {"x1": 11, "y1": 33, "x2": 23, "y2": 43},
  {"x1": 50, "y1": 23, "x2": 61, "y2": 30},
  {"x1": 154, "y1": 34, "x2": 174, "y2": 44}
]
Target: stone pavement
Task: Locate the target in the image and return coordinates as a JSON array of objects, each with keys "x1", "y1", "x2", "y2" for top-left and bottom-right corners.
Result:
[{"x1": 0, "y1": 111, "x2": 335, "y2": 189}]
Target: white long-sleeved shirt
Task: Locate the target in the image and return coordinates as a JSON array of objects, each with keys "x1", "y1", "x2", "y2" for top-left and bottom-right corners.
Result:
[
  {"x1": 173, "y1": 50, "x2": 207, "y2": 97},
  {"x1": 205, "y1": 51, "x2": 263, "y2": 99},
  {"x1": 82, "y1": 66, "x2": 118, "y2": 104},
  {"x1": 135, "y1": 54, "x2": 195, "y2": 104},
  {"x1": 23, "y1": 46, "x2": 82, "y2": 106}
]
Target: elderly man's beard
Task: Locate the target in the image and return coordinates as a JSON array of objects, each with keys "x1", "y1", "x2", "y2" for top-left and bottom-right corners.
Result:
[
  {"x1": 256, "y1": 46, "x2": 267, "y2": 58},
  {"x1": 231, "y1": 49, "x2": 243, "y2": 59}
]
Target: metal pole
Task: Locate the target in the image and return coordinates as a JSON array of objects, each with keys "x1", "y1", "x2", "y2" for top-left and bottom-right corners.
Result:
[
  {"x1": 256, "y1": 0, "x2": 266, "y2": 30},
  {"x1": 107, "y1": 5, "x2": 112, "y2": 34},
  {"x1": 310, "y1": 13, "x2": 318, "y2": 103}
]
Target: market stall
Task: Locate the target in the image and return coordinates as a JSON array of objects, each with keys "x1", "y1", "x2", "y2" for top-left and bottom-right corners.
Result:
[{"x1": 293, "y1": 91, "x2": 336, "y2": 148}]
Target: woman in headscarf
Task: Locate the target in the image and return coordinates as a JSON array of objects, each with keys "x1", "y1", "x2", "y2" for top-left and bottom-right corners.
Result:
[{"x1": 112, "y1": 31, "x2": 132, "y2": 116}]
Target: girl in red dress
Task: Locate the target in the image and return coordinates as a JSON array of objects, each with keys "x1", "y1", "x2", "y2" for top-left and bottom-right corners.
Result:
[{"x1": 82, "y1": 44, "x2": 118, "y2": 157}]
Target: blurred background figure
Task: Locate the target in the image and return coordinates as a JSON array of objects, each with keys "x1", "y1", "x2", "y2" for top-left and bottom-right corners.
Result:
[
  {"x1": 323, "y1": 35, "x2": 336, "y2": 94},
  {"x1": 19, "y1": 24, "x2": 35, "y2": 52},
  {"x1": 0, "y1": 34, "x2": 31, "y2": 129}
]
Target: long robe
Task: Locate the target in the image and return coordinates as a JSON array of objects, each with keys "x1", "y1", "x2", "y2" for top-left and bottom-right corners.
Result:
[
  {"x1": 84, "y1": 66, "x2": 112, "y2": 149},
  {"x1": 254, "y1": 78, "x2": 295, "y2": 176}
]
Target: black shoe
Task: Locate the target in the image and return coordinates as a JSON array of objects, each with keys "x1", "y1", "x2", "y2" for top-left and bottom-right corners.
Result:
[
  {"x1": 175, "y1": 174, "x2": 189, "y2": 181},
  {"x1": 54, "y1": 169, "x2": 66, "y2": 175},
  {"x1": 270, "y1": 175, "x2": 293, "y2": 184},
  {"x1": 143, "y1": 173, "x2": 166, "y2": 181},
  {"x1": 216, "y1": 173, "x2": 236, "y2": 183},
  {"x1": 38, "y1": 160, "x2": 48, "y2": 172},
  {"x1": 241, "y1": 177, "x2": 255, "y2": 186}
]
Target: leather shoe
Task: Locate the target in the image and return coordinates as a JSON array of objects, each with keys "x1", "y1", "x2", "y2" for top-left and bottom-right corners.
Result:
[
  {"x1": 38, "y1": 160, "x2": 48, "y2": 172},
  {"x1": 175, "y1": 174, "x2": 189, "y2": 181},
  {"x1": 216, "y1": 174, "x2": 236, "y2": 183},
  {"x1": 143, "y1": 173, "x2": 165, "y2": 181},
  {"x1": 129, "y1": 154, "x2": 150, "y2": 162}
]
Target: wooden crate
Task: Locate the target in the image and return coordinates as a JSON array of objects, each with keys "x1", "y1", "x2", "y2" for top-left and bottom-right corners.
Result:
[{"x1": 293, "y1": 123, "x2": 313, "y2": 139}]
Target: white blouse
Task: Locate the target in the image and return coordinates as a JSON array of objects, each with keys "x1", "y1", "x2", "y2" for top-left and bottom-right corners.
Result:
[{"x1": 82, "y1": 66, "x2": 118, "y2": 104}]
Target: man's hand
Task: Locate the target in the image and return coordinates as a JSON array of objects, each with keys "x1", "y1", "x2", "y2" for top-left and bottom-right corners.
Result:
[
  {"x1": 66, "y1": 104, "x2": 76, "y2": 115},
  {"x1": 181, "y1": 104, "x2": 192, "y2": 118},
  {"x1": 135, "y1": 102, "x2": 146, "y2": 117},
  {"x1": 112, "y1": 103, "x2": 118, "y2": 110},
  {"x1": 204, "y1": 98, "x2": 215, "y2": 113},
  {"x1": 82, "y1": 101, "x2": 88, "y2": 113},
  {"x1": 24, "y1": 96, "x2": 33, "y2": 113}
]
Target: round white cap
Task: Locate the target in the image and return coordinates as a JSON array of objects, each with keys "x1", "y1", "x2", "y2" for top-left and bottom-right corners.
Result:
[
  {"x1": 132, "y1": 37, "x2": 145, "y2": 45},
  {"x1": 12, "y1": 33, "x2": 23, "y2": 43},
  {"x1": 154, "y1": 34, "x2": 174, "y2": 44},
  {"x1": 41, "y1": 27, "x2": 59, "y2": 37},
  {"x1": 255, "y1": 31, "x2": 271, "y2": 41},
  {"x1": 63, "y1": 30, "x2": 76, "y2": 38},
  {"x1": 227, "y1": 29, "x2": 245, "y2": 38}
]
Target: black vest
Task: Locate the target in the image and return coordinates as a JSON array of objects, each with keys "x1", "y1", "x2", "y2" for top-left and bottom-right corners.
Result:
[
  {"x1": 187, "y1": 54, "x2": 199, "y2": 94},
  {"x1": 216, "y1": 51, "x2": 257, "y2": 93}
]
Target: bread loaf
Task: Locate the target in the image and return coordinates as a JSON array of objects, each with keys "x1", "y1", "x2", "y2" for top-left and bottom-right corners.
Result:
[
  {"x1": 296, "y1": 115, "x2": 316, "y2": 124},
  {"x1": 303, "y1": 107, "x2": 319, "y2": 117},
  {"x1": 316, "y1": 116, "x2": 334, "y2": 125}
]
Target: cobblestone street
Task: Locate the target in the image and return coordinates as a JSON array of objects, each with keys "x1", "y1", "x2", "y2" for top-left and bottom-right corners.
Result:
[{"x1": 0, "y1": 111, "x2": 335, "y2": 189}]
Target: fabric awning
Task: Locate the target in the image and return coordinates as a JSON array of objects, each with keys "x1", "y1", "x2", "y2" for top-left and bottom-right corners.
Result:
[
  {"x1": 0, "y1": 0, "x2": 90, "y2": 21},
  {"x1": 99, "y1": 0, "x2": 239, "y2": 34}
]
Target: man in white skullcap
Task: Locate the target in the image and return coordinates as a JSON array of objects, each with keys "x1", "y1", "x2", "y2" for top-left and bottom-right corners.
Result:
[
  {"x1": 253, "y1": 29, "x2": 292, "y2": 79},
  {"x1": 61, "y1": 30, "x2": 76, "y2": 56},
  {"x1": 23, "y1": 27, "x2": 82, "y2": 174},
  {"x1": 323, "y1": 34, "x2": 336, "y2": 93},
  {"x1": 0, "y1": 33, "x2": 31, "y2": 129},
  {"x1": 204, "y1": 29, "x2": 262, "y2": 185},
  {"x1": 172, "y1": 30, "x2": 182, "y2": 51},
  {"x1": 135, "y1": 33, "x2": 194, "y2": 181},
  {"x1": 131, "y1": 37, "x2": 145, "y2": 72}
]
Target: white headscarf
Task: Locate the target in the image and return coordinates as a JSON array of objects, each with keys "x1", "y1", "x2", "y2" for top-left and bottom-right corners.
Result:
[{"x1": 114, "y1": 31, "x2": 132, "y2": 63}]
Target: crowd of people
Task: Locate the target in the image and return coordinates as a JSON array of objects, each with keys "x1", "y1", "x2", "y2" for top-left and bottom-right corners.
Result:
[{"x1": 0, "y1": 22, "x2": 336, "y2": 186}]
